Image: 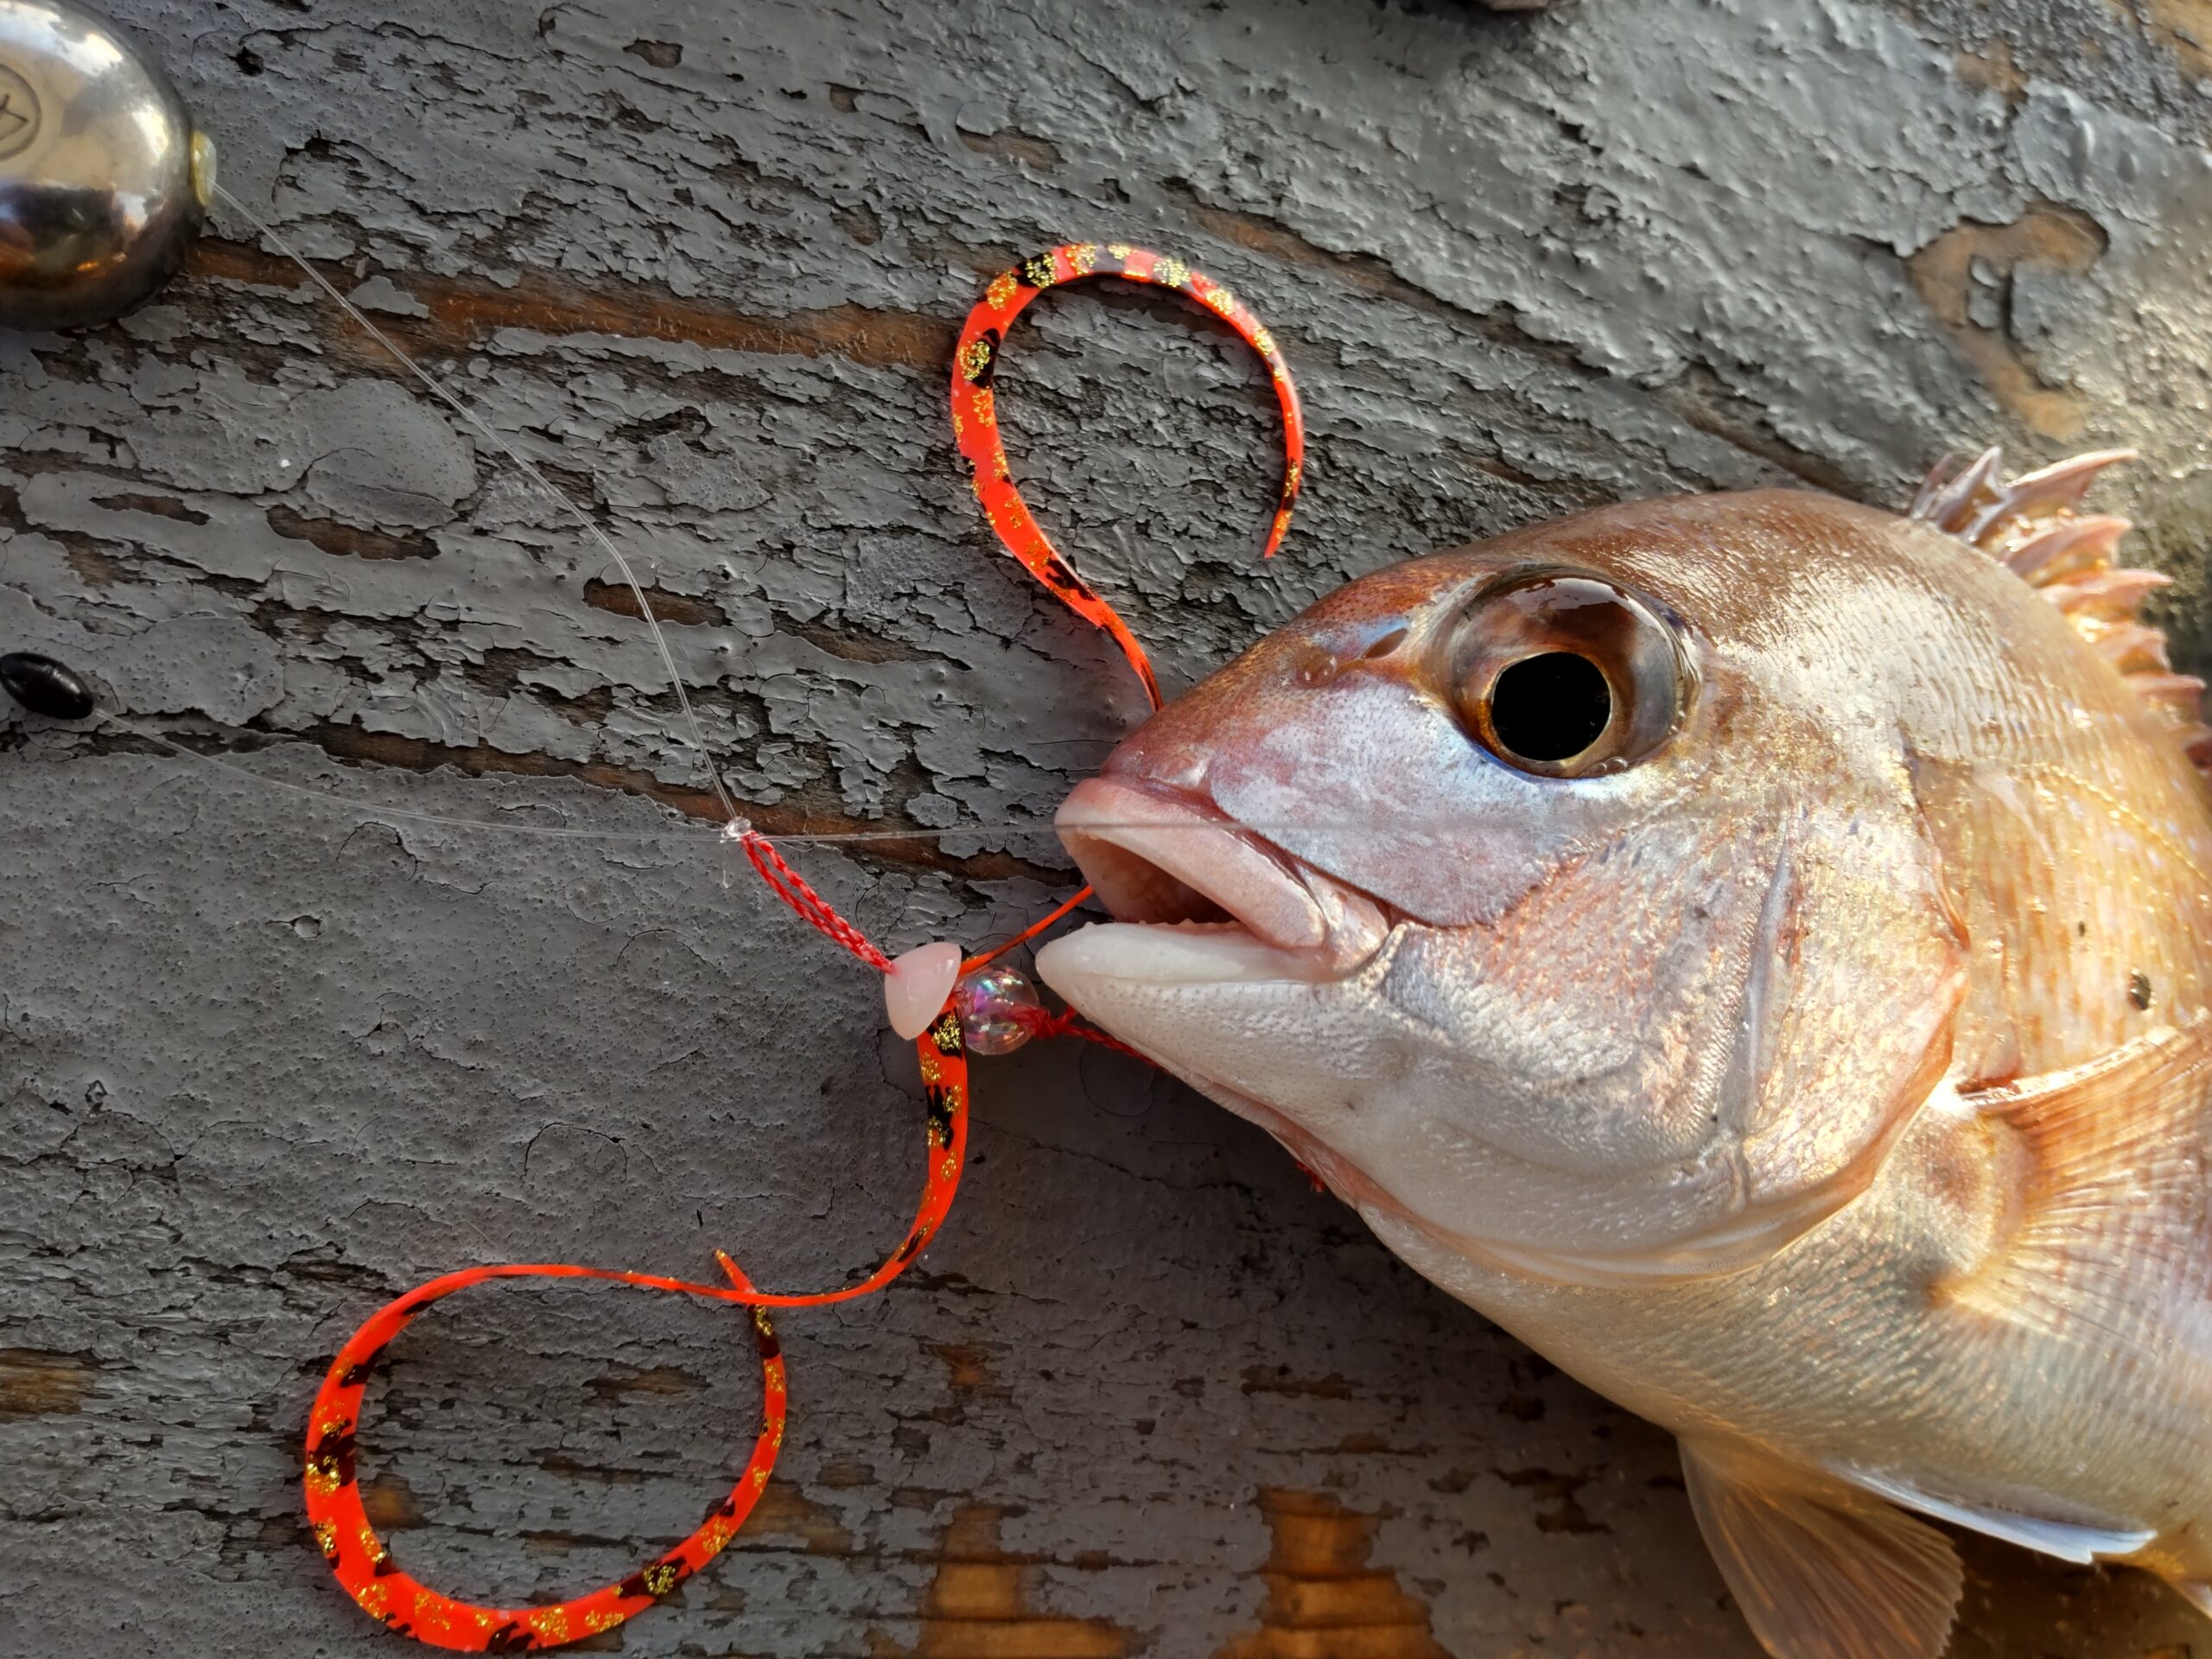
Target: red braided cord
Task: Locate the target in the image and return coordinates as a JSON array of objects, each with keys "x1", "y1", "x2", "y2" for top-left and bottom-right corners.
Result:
[
  {"x1": 1016, "y1": 1004, "x2": 1147, "y2": 1059},
  {"x1": 736, "y1": 829, "x2": 894, "y2": 973},
  {"x1": 962, "y1": 884, "x2": 1097, "y2": 975}
]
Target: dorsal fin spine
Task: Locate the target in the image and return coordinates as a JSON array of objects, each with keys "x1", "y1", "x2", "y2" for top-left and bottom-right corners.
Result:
[{"x1": 1910, "y1": 446, "x2": 2210, "y2": 771}]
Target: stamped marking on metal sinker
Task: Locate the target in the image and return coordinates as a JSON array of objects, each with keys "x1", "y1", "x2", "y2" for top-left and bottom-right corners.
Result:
[{"x1": 0, "y1": 61, "x2": 41, "y2": 162}]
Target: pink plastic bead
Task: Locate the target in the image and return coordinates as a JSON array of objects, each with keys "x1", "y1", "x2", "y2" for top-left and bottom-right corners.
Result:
[{"x1": 884, "y1": 941, "x2": 962, "y2": 1039}]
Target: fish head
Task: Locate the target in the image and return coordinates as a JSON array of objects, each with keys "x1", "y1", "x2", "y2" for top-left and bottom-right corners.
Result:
[{"x1": 1038, "y1": 491, "x2": 1969, "y2": 1286}]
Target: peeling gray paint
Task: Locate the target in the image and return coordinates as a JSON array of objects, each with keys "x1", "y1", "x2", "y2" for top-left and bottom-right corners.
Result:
[{"x1": 6, "y1": 0, "x2": 2212, "y2": 1654}]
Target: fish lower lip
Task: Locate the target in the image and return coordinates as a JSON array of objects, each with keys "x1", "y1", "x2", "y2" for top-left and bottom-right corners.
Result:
[
  {"x1": 1053, "y1": 776, "x2": 1388, "y2": 972},
  {"x1": 1036, "y1": 919, "x2": 1337, "y2": 985}
]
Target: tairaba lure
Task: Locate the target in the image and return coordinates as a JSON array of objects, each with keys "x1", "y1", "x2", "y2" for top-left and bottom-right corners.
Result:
[
  {"x1": 296, "y1": 242, "x2": 1298, "y2": 1654},
  {"x1": 1039, "y1": 448, "x2": 2212, "y2": 1659}
]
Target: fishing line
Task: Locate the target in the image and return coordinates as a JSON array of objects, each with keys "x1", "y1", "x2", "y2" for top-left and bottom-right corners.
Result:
[
  {"x1": 211, "y1": 181, "x2": 747, "y2": 833},
  {"x1": 89, "y1": 712, "x2": 1640, "y2": 847}
]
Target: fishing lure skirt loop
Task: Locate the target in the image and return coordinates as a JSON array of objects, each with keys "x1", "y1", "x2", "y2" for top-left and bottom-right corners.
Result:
[
  {"x1": 951, "y1": 243, "x2": 1306, "y2": 710},
  {"x1": 308, "y1": 1018, "x2": 970, "y2": 1649},
  {"x1": 303, "y1": 1263, "x2": 787, "y2": 1652}
]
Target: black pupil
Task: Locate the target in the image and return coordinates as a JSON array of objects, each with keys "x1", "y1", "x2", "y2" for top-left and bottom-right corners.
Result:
[{"x1": 1489, "y1": 652, "x2": 1611, "y2": 762}]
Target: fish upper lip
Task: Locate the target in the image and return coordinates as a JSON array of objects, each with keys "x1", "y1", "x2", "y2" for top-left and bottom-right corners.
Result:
[{"x1": 1054, "y1": 776, "x2": 1390, "y2": 976}]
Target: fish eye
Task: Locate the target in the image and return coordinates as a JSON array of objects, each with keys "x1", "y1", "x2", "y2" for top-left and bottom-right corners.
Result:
[
  {"x1": 1488, "y1": 652, "x2": 1611, "y2": 761},
  {"x1": 1446, "y1": 571, "x2": 1688, "y2": 777}
]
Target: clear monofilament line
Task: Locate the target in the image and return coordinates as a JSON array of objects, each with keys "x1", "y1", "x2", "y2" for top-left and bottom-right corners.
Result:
[
  {"x1": 90, "y1": 712, "x2": 1623, "y2": 848},
  {"x1": 86, "y1": 715, "x2": 1769, "y2": 846},
  {"x1": 97, "y1": 712, "x2": 721, "y2": 842},
  {"x1": 211, "y1": 183, "x2": 746, "y2": 832}
]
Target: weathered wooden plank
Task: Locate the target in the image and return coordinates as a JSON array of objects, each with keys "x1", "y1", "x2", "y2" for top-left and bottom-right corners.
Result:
[{"x1": 6, "y1": 1, "x2": 2212, "y2": 1654}]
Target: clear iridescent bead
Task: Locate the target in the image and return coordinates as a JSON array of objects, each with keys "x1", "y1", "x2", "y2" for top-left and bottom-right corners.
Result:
[{"x1": 954, "y1": 963, "x2": 1040, "y2": 1056}]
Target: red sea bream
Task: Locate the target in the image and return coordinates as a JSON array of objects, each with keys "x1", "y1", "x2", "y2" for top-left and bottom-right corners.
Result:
[{"x1": 1038, "y1": 451, "x2": 2212, "y2": 1659}]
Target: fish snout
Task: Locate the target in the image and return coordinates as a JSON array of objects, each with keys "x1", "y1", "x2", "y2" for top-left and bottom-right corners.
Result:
[{"x1": 1054, "y1": 776, "x2": 1388, "y2": 978}]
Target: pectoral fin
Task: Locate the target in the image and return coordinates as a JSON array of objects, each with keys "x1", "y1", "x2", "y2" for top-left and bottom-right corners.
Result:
[
  {"x1": 1955, "y1": 1015, "x2": 2212, "y2": 1350},
  {"x1": 1681, "y1": 1438, "x2": 1963, "y2": 1659}
]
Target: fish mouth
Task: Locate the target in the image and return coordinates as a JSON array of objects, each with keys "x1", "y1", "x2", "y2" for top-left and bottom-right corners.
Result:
[{"x1": 1046, "y1": 776, "x2": 1390, "y2": 983}]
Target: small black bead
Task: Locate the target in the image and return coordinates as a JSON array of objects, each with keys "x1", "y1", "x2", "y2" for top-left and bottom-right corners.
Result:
[{"x1": 0, "y1": 652, "x2": 97, "y2": 720}]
